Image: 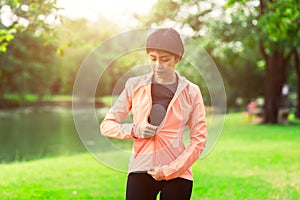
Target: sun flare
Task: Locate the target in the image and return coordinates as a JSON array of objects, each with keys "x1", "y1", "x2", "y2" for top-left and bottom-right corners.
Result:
[{"x1": 56, "y1": 0, "x2": 157, "y2": 27}]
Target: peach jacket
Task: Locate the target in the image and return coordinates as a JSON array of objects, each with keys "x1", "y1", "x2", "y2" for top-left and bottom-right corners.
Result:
[{"x1": 100, "y1": 72, "x2": 207, "y2": 181}]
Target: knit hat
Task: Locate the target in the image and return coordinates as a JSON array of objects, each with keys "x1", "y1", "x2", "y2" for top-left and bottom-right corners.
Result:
[{"x1": 146, "y1": 28, "x2": 184, "y2": 58}]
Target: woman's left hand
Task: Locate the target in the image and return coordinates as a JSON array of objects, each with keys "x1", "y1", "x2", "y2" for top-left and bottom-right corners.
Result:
[{"x1": 147, "y1": 165, "x2": 166, "y2": 181}]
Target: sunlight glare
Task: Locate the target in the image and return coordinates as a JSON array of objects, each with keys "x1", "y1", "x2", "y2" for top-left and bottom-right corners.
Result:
[{"x1": 56, "y1": 0, "x2": 157, "y2": 27}]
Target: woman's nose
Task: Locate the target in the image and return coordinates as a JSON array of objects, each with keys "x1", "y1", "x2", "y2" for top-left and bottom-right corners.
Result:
[{"x1": 155, "y1": 60, "x2": 163, "y2": 69}]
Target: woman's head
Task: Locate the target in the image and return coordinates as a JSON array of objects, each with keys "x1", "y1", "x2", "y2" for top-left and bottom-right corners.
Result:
[
  {"x1": 146, "y1": 28, "x2": 184, "y2": 82},
  {"x1": 146, "y1": 28, "x2": 184, "y2": 60}
]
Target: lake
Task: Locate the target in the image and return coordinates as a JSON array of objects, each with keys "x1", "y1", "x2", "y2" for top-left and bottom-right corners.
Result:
[{"x1": 0, "y1": 106, "x2": 87, "y2": 163}]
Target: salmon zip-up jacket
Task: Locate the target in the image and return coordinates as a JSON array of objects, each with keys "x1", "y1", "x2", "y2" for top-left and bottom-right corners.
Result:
[{"x1": 100, "y1": 72, "x2": 207, "y2": 181}]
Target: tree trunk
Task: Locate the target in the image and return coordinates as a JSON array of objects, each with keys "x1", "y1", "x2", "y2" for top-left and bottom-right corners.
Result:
[
  {"x1": 264, "y1": 50, "x2": 285, "y2": 124},
  {"x1": 294, "y1": 49, "x2": 300, "y2": 118}
]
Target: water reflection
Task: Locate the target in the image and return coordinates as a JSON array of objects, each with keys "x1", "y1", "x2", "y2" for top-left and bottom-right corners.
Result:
[{"x1": 0, "y1": 106, "x2": 87, "y2": 163}]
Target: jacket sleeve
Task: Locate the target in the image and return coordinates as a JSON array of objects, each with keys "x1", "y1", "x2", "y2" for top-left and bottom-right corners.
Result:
[
  {"x1": 162, "y1": 86, "x2": 207, "y2": 180},
  {"x1": 100, "y1": 79, "x2": 134, "y2": 140}
]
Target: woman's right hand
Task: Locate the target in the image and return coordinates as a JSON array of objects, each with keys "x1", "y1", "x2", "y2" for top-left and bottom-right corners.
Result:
[{"x1": 132, "y1": 121, "x2": 157, "y2": 139}]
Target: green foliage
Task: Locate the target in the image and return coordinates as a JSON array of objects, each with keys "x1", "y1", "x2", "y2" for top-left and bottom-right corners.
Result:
[
  {"x1": 1, "y1": 11, "x2": 123, "y2": 100},
  {"x1": 0, "y1": 29, "x2": 15, "y2": 52},
  {"x1": 141, "y1": 0, "x2": 180, "y2": 26},
  {"x1": 261, "y1": 2, "x2": 298, "y2": 41},
  {"x1": 52, "y1": 17, "x2": 122, "y2": 96},
  {"x1": 0, "y1": 31, "x2": 58, "y2": 99},
  {"x1": 0, "y1": 0, "x2": 62, "y2": 51},
  {"x1": 0, "y1": 0, "x2": 64, "y2": 100},
  {"x1": 259, "y1": 0, "x2": 299, "y2": 53},
  {"x1": 226, "y1": 0, "x2": 300, "y2": 53}
]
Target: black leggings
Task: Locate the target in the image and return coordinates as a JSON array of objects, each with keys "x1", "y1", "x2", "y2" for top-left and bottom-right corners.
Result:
[{"x1": 126, "y1": 172, "x2": 193, "y2": 200}]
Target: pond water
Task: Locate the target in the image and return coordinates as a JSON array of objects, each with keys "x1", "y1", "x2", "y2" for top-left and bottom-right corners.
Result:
[{"x1": 0, "y1": 106, "x2": 88, "y2": 163}]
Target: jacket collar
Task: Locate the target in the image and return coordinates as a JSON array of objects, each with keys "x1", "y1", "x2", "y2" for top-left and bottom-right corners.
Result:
[
  {"x1": 141, "y1": 71, "x2": 188, "y2": 88},
  {"x1": 134, "y1": 71, "x2": 188, "y2": 99}
]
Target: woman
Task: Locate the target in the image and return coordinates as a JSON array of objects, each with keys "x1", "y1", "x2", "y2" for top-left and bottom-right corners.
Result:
[{"x1": 100, "y1": 28, "x2": 207, "y2": 200}]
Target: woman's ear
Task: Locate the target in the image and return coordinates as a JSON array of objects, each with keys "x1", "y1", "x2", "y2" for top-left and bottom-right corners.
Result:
[{"x1": 175, "y1": 55, "x2": 181, "y2": 64}]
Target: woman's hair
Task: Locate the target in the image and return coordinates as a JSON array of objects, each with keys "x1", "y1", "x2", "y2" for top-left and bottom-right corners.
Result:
[{"x1": 146, "y1": 28, "x2": 184, "y2": 59}]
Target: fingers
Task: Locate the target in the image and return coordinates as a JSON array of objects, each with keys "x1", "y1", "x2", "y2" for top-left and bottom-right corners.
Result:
[
  {"x1": 147, "y1": 169, "x2": 156, "y2": 178},
  {"x1": 147, "y1": 169, "x2": 154, "y2": 175},
  {"x1": 133, "y1": 121, "x2": 158, "y2": 139},
  {"x1": 141, "y1": 121, "x2": 157, "y2": 131},
  {"x1": 145, "y1": 124, "x2": 157, "y2": 132},
  {"x1": 140, "y1": 121, "x2": 157, "y2": 138},
  {"x1": 147, "y1": 167, "x2": 164, "y2": 181}
]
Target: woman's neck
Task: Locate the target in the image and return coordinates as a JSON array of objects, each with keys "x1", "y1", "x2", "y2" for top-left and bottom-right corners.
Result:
[{"x1": 153, "y1": 72, "x2": 177, "y2": 85}]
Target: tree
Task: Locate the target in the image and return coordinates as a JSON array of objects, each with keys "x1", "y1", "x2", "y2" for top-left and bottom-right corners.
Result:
[
  {"x1": 0, "y1": 0, "x2": 62, "y2": 52},
  {"x1": 293, "y1": 48, "x2": 300, "y2": 118},
  {"x1": 53, "y1": 17, "x2": 121, "y2": 96},
  {"x1": 0, "y1": 0, "x2": 62, "y2": 101},
  {"x1": 251, "y1": 0, "x2": 300, "y2": 123},
  {"x1": 141, "y1": 0, "x2": 300, "y2": 123},
  {"x1": 0, "y1": 30, "x2": 58, "y2": 100}
]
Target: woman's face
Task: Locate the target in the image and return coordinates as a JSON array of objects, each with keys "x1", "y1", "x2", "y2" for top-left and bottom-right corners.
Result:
[{"x1": 148, "y1": 49, "x2": 180, "y2": 80}]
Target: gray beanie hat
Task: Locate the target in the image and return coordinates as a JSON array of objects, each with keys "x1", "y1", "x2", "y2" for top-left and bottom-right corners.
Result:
[{"x1": 146, "y1": 28, "x2": 184, "y2": 58}]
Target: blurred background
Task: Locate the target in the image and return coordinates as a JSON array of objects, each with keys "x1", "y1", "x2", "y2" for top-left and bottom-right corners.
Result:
[
  {"x1": 0, "y1": 0, "x2": 300, "y2": 200},
  {"x1": 0, "y1": 0, "x2": 299, "y2": 198}
]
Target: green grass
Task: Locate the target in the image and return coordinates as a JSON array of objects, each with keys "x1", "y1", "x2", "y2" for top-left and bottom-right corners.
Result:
[
  {"x1": 3, "y1": 93, "x2": 40, "y2": 102},
  {"x1": 0, "y1": 113, "x2": 299, "y2": 199},
  {"x1": 0, "y1": 154, "x2": 126, "y2": 200}
]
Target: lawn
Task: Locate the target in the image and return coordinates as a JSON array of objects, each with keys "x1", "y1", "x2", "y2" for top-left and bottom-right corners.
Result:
[{"x1": 0, "y1": 113, "x2": 299, "y2": 199}]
